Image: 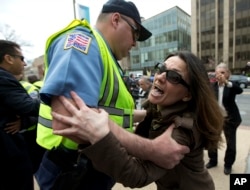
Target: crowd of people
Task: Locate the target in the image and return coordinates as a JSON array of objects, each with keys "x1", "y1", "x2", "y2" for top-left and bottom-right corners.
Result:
[
  {"x1": 123, "y1": 73, "x2": 153, "y2": 109},
  {"x1": 0, "y1": 0, "x2": 245, "y2": 190}
]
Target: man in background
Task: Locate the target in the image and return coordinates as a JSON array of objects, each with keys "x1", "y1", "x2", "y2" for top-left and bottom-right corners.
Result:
[
  {"x1": 137, "y1": 75, "x2": 152, "y2": 109},
  {"x1": 206, "y1": 63, "x2": 243, "y2": 175},
  {"x1": 0, "y1": 39, "x2": 40, "y2": 190}
]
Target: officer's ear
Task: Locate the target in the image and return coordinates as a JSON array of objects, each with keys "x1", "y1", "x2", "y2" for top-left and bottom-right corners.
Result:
[{"x1": 110, "y1": 13, "x2": 120, "y2": 28}]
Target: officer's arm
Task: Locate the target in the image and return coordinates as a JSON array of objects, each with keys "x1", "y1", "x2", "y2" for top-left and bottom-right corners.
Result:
[
  {"x1": 51, "y1": 96, "x2": 96, "y2": 144},
  {"x1": 51, "y1": 96, "x2": 74, "y2": 130}
]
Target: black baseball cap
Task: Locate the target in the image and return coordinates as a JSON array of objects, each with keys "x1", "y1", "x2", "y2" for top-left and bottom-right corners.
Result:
[{"x1": 101, "y1": 0, "x2": 152, "y2": 41}]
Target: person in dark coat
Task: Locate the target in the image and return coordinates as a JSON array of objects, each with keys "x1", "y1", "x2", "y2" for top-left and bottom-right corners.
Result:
[
  {"x1": 206, "y1": 63, "x2": 243, "y2": 175},
  {"x1": 0, "y1": 40, "x2": 40, "y2": 190}
]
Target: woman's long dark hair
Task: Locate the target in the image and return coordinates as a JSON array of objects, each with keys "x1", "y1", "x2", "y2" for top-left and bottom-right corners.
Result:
[{"x1": 166, "y1": 51, "x2": 223, "y2": 150}]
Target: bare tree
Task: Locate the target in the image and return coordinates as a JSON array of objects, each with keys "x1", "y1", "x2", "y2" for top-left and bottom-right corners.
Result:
[{"x1": 0, "y1": 23, "x2": 32, "y2": 47}]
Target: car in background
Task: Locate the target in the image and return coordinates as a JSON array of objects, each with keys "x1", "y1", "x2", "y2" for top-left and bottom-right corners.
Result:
[{"x1": 229, "y1": 75, "x2": 248, "y2": 88}]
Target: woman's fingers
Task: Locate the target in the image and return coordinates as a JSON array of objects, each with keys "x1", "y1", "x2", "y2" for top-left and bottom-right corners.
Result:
[
  {"x1": 52, "y1": 92, "x2": 111, "y2": 145},
  {"x1": 53, "y1": 126, "x2": 76, "y2": 136},
  {"x1": 52, "y1": 111, "x2": 75, "y2": 126},
  {"x1": 58, "y1": 91, "x2": 97, "y2": 118},
  {"x1": 58, "y1": 95, "x2": 78, "y2": 115},
  {"x1": 70, "y1": 91, "x2": 87, "y2": 109}
]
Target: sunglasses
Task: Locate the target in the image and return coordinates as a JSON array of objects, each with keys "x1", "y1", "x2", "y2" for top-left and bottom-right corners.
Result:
[
  {"x1": 10, "y1": 54, "x2": 25, "y2": 62},
  {"x1": 120, "y1": 16, "x2": 140, "y2": 41},
  {"x1": 154, "y1": 62, "x2": 190, "y2": 89}
]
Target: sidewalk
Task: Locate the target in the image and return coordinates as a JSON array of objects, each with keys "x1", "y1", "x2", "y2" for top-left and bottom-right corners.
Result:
[
  {"x1": 34, "y1": 126, "x2": 250, "y2": 190},
  {"x1": 113, "y1": 125, "x2": 250, "y2": 190}
]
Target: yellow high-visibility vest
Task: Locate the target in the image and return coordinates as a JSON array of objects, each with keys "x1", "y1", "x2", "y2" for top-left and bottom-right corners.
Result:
[
  {"x1": 33, "y1": 80, "x2": 43, "y2": 90},
  {"x1": 37, "y1": 19, "x2": 135, "y2": 150}
]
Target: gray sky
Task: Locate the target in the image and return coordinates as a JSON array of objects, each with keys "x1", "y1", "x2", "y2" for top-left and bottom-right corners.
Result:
[{"x1": 0, "y1": 0, "x2": 191, "y2": 59}]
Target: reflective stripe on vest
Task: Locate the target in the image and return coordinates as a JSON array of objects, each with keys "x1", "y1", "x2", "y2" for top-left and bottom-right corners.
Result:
[
  {"x1": 93, "y1": 29, "x2": 134, "y2": 129},
  {"x1": 37, "y1": 19, "x2": 134, "y2": 150}
]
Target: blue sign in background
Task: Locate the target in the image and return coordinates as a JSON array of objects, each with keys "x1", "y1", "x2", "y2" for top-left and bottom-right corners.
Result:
[{"x1": 77, "y1": 4, "x2": 90, "y2": 24}]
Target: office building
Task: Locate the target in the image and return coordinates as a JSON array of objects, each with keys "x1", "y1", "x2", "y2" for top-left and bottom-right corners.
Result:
[
  {"x1": 128, "y1": 6, "x2": 191, "y2": 74},
  {"x1": 191, "y1": 0, "x2": 250, "y2": 72}
]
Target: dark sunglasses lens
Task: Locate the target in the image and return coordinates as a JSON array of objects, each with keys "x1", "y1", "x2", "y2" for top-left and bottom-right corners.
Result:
[
  {"x1": 156, "y1": 65, "x2": 166, "y2": 74},
  {"x1": 167, "y1": 70, "x2": 181, "y2": 84},
  {"x1": 155, "y1": 63, "x2": 162, "y2": 73}
]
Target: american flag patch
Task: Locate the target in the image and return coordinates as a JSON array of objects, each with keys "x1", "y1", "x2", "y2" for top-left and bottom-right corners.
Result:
[{"x1": 64, "y1": 33, "x2": 92, "y2": 54}]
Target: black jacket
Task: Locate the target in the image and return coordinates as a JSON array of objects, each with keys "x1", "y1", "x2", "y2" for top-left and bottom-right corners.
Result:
[
  {"x1": 0, "y1": 67, "x2": 39, "y2": 129},
  {"x1": 0, "y1": 67, "x2": 41, "y2": 189},
  {"x1": 212, "y1": 81, "x2": 243, "y2": 126},
  {"x1": 0, "y1": 67, "x2": 40, "y2": 161}
]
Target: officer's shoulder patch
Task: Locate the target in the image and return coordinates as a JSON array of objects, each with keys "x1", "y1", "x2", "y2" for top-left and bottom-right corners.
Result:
[{"x1": 64, "y1": 33, "x2": 92, "y2": 54}]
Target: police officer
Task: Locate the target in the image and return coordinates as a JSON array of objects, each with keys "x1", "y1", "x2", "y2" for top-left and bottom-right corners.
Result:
[{"x1": 35, "y1": 0, "x2": 152, "y2": 189}]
